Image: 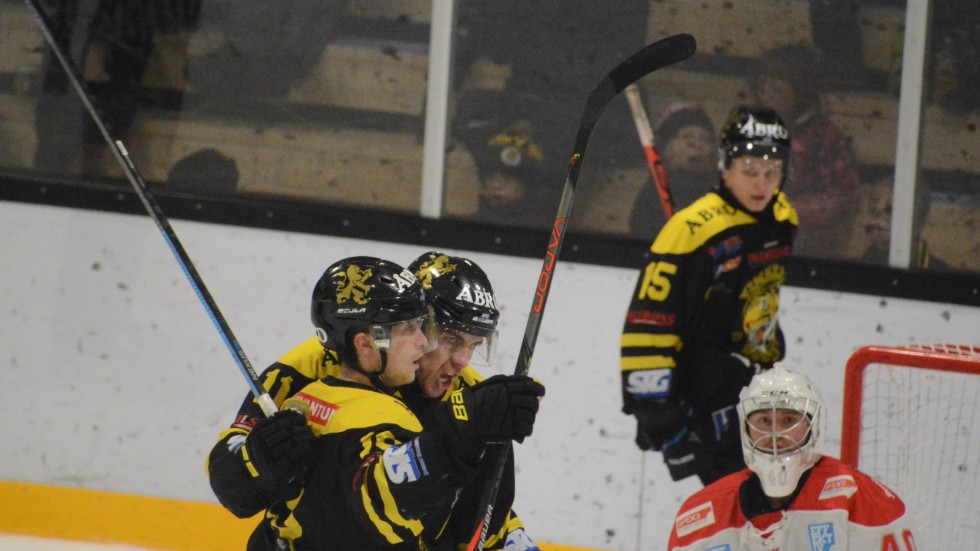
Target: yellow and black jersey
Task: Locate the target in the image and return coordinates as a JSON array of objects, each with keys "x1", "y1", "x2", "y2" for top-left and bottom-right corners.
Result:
[
  {"x1": 621, "y1": 187, "x2": 797, "y2": 421},
  {"x1": 207, "y1": 337, "x2": 530, "y2": 549},
  {"x1": 269, "y1": 377, "x2": 500, "y2": 550},
  {"x1": 207, "y1": 337, "x2": 340, "y2": 518}
]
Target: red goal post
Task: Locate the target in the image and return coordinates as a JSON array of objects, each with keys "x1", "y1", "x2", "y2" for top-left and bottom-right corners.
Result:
[{"x1": 841, "y1": 344, "x2": 980, "y2": 548}]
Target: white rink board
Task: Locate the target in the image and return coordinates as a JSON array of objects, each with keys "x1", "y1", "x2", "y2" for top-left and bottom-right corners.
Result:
[{"x1": 3, "y1": 201, "x2": 978, "y2": 550}]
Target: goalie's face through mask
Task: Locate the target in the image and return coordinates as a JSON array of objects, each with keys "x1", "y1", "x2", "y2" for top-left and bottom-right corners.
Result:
[{"x1": 745, "y1": 408, "x2": 811, "y2": 454}]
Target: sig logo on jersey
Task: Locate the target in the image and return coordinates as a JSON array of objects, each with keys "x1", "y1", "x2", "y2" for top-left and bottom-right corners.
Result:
[
  {"x1": 807, "y1": 522, "x2": 835, "y2": 551},
  {"x1": 675, "y1": 502, "x2": 715, "y2": 538},
  {"x1": 383, "y1": 440, "x2": 423, "y2": 484},
  {"x1": 626, "y1": 368, "x2": 672, "y2": 398},
  {"x1": 705, "y1": 545, "x2": 731, "y2": 551}
]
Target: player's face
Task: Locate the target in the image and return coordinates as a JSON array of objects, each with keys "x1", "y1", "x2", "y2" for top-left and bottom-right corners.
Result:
[
  {"x1": 377, "y1": 318, "x2": 430, "y2": 388},
  {"x1": 415, "y1": 326, "x2": 484, "y2": 398},
  {"x1": 746, "y1": 408, "x2": 810, "y2": 454},
  {"x1": 723, "y1": 156, "x2": 784, "y2": 212}
]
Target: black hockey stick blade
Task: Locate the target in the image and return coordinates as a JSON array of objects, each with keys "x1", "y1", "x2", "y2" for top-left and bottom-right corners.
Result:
[
  {"x1": 466, "y1": 33, "x2": 697, "y2": 551},
  {"x1": 22, "y1": 0, "x2": 278, "y2": 416}
]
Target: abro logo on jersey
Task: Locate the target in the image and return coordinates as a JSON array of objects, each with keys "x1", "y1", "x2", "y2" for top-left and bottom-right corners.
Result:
[
  {"x1": 738, "y1": 114, "x2": 788, "y2": 141},
  {"x1": 818, "y1": 475, "x2": 858, "y2": 500},
  {"x1": 626, "y1": 369, "x2": 671, "y2": 398},
  {"x1": 675, "y1": 502, "x2": 715, "y2": 538},
  {"x1": 293, "y1": 392, "x2": 339, "y2": 427},
  {"x1": 456, "y1": 285, "x2": 496, "y2": 308}
]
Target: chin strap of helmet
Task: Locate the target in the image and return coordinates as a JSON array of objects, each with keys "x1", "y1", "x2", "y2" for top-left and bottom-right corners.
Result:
[{"x1": 349, "y1": 345, "x2": 393, "y2": 394}]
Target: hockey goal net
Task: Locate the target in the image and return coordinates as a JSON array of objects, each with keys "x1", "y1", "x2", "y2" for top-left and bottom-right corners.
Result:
[{"x1": 841, "y1": 344, "x2": 979, "y2": 548}]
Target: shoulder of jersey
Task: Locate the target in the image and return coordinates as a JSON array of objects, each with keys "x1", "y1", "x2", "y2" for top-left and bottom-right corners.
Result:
[
  {"x1": 806, "y1": 456, "x2": 907, "y2": 524},
  {"x1": 772, "y1": 191, "x2": 798, "y2": 226},
  {"x1": 673, "y1": 470, "x2": 750, "y2": 539},
  {"x1": 652, "y1": 193, "x2": 753, "y2": 255},
  {"x1": 276, "y1": 336, "x2": 342, "y2": 380},
  {"x1": 653, "y1": 192, "x2": 797, "y2": 255},
  {"x1": 292, "y1": 379, "x2": 422, "y2": 436}
]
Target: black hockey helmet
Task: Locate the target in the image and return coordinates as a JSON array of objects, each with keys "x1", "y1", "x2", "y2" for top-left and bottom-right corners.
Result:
[
  {"x1": 311, "y1": 256, "x2": 430, "y2": 357},
  {"x1": 409, "y1": 252, "x2": 500, "y2": 337},
  {"x1": 719, "y1": 106, "x2": 791, "y2": 169}
]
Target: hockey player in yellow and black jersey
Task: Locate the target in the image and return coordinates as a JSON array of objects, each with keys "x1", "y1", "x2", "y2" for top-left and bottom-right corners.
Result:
[
  {"x1": 621, "y1": 107, "x2": 798, "y2": 487},
  {"x1": 207, "y1": 253, "x2": 544, "y2": 550}
]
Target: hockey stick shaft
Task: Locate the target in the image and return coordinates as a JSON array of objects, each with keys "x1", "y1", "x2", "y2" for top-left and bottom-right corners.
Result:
[
  {"x1": 23, "y1": 0, "x2": 277, "y2": 417},
  {"x1": 466, "y1": 33, "x2": 697, "y2": 551},
  {"x1": 624, "y1": 84, "x2": 674, "y2": 218}
]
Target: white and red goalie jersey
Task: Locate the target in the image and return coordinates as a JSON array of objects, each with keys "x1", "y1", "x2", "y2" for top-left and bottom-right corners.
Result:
[{"x1": 668, "y1": 456, "x2": 917, "y2": 551}]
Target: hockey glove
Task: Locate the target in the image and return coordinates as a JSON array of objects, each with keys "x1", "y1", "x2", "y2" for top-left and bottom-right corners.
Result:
[
  {"x1": 661, "y1": 423, "x2": 713, "y2": 482},
  {"x1": 440, "y1": 374, "x2": 545, "y2": 461},
  {"x1": 632, "y1": 399, "x2": 690, "y2": 452},
  {"x1": 242, "y1": 409, "x2": 316, "y2": 502}
]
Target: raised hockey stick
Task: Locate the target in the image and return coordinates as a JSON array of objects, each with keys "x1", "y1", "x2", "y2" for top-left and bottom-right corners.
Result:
[
  {"x1": 465, "y1": 33, "x2": 697, "y2": 551},
  {"x1": 624, "y1": 83, "x2": 674, "y2": 217},
  {"x1": 23, "y1": 0, "x2": 278, "y2": 417}
]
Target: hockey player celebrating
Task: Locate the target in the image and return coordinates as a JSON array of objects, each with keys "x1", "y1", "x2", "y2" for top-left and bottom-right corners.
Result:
[
  {"x1": 207, "y1": 253, "x2": 544, "y2": 550},
  {"x1": 668, "y1": 364, "x2": 917, "y2": 550},
  {"x1": 620, "y1": 106, "x2": 797, "y2": 485}
]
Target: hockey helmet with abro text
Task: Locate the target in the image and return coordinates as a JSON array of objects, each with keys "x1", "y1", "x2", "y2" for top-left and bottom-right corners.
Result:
[
  {"x1": 311, "y1": 257, "x2": 434, "y2": 358},
  {"x1": 737, "y1": 363, "x2": 823, "y2": 498},
  {"x1": 409, "y1": 251, "x2": 500, "y2": 367},
  {"x1": 719, "y1": 106, "x2": 791, "y2": 170}
]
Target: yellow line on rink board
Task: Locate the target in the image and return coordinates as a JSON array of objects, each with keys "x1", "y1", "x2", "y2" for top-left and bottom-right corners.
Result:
[{"x1": 0, "y1": 480, "x2": 604, "y2": 551}]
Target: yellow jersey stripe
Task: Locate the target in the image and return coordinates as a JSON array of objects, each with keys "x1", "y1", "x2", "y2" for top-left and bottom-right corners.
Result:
[
  {"x1": 621, "y1": 355, "x2": 676, "y2": 371},
  {"x1": 620, "y1": 333, "x2": 681, "y2": 349}
]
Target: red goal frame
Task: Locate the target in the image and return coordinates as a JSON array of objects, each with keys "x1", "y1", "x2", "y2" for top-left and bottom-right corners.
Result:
[{"x1": 841, "y1": 343, "x2": 980, "y2": 466}]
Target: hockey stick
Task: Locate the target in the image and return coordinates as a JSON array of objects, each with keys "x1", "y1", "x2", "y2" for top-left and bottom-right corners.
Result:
[
  {"x1": 624, "y1": 83, "x2": 674, "y2": 218},
  {"x1": 23, "y1": 0, "x2": 278, "y2": 417},
  {"x1": 465, "y1": 33, "x2": 697, "y2": 551}
]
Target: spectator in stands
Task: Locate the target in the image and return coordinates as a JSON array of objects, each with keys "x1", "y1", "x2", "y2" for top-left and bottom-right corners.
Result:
[
  {"x1": 628, "y1": 103, "x2": 716, "y2": 240},
  {"x1": 455, "y1": 110, "x2": 563, "y2": 229},
  {"x1": 750, "y1": 43, "x2": 862, "y2": 261},
  {"x1": 860, "y1": 177, "x2": 949, "y2": 270}
]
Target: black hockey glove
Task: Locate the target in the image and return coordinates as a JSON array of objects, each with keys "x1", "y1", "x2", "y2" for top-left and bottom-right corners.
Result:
[
  {"x1": 661, "y1": 423, "x2": 713, "y2": 482},
  {"x1": 440, "y1": 374, "x2": 545, "y2": 461},
  {"x1": 632, "y1": 399, "x2": 690, "y2": 452},
  {"x1": 242, "y1": 409, "x2": 316, "y2": 502}
]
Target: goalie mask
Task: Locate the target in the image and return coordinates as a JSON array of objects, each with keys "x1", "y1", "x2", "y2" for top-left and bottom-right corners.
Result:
[
  {"x1": 311, "y1": 256, "x2": 435, "y2": 365},
  {"x1": 409, "y1": 251, "x2": 500, "y2": 368},
  {"x1": 738, "y1": 363, "x2": 823, "y2": 498}
]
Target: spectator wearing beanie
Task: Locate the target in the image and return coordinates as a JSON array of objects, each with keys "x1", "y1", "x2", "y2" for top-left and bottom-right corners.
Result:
[{"x1": 628, "y1": 103, "x2": 716, "y2": 240}]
